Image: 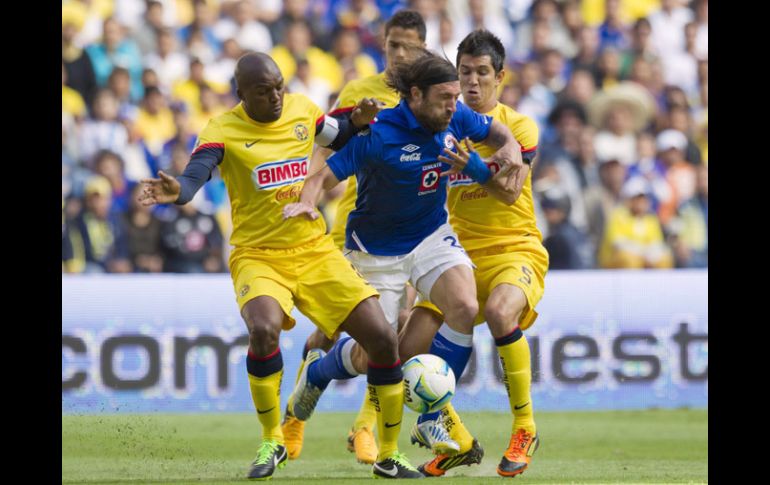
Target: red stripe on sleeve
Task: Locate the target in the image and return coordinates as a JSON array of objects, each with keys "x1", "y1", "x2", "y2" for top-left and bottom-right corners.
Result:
[
  {"x1": 521, "y1": 145, "x2": 538, "y2": 153},
  {"x1": 192, "y1": 142, "x2": 224, "y2": 155}
]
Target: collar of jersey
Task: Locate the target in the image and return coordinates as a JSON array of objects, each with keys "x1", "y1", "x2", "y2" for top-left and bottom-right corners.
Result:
[{"x1": 397, "y1": 99, "x2": 429, "y2": 134}]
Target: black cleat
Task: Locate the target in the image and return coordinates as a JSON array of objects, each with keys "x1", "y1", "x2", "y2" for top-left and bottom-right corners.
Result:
[
  {"x1": 247, "y1": 440, "x2": 288, "y2": 480},
  {"x1": 372, "y1": 452, "x2": 424, "y2": 479},
  {"x1": 417, "y1": 438, "x2": 484, "y2": 477}
]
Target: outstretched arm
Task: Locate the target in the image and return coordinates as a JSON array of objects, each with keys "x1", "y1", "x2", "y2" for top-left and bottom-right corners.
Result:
[{"x1": 282, "y1": 161, "x2": 342, "y2": 221}]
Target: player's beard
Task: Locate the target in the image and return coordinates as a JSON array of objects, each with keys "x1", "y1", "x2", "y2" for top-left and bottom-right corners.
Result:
[{"x1": 414, "y1": 109, "x2": 452, "y2": 133}]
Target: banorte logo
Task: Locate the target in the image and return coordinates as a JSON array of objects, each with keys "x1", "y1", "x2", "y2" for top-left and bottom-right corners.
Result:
[
  {"x1": 252, "y1": 157, "x2": 308, "y2": 190},
  {"x1": 447, "y1": 160, "x2": 501, "y2": 187}
]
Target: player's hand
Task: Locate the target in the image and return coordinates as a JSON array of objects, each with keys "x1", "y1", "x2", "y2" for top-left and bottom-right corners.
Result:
[
  {"x1": 351, "y1": 97, "x2": 385, "y2": 127},
  {"x1": 438, "y1": 137, "x2": 474, "y2": 177},
  {"x1": 488, "y1": 147, "x2": 525, "y2": 190},
  {"x1": 283, "y1": 202, "x2": 320, "y2": 220},
  {"x1": 138, "y1": 170, "x2": 181, "y2": 206}
]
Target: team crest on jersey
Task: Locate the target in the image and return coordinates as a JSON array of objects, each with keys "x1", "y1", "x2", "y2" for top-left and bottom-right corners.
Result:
[
  {"x1": 252, "y1": 157, "x2": 309, "y2": 190},
  {"x1": 239, "y1": 285, "x2": 250, "y2": 297},
  {"x1": 294, "y1": 123, "x2": 309, "y2": 141},
  {"x1": 419, "y1": 162, "x2": 441, "y2": 196},
  {"x1": 443, "y1": 133, "x2": 457, "y2": 150}
]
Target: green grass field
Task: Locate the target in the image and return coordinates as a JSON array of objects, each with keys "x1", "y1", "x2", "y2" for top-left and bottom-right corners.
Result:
[{"x1": 62, "y1": 409, "x2": 707, "y2": 484}]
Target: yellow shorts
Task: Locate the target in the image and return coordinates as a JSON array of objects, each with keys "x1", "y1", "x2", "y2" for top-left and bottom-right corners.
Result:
[
  {"x1": 415, "y1": 237, "x2": 548, "y2": 331},
  {"x1": 229, "y1": 235, "x2": 379, "y2": 338}
]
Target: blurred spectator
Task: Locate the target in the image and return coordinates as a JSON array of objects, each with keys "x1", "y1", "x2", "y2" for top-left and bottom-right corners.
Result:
[
  {"x1": 619, "y1": 17, "x2": 659, "y2": 78},
  {"x1": 512, "y1": 0, "x2": 575, "y2": 60},
  {"x1": 438, "y1": 11, "x2": 459, "y2": 67},
  {"x1": 132, "y1": 0, "x2": 166, "y2": 55},
  {"x1": 77, "y1": 89, "x2": 130, "y2": 166},
  {"x1": 540, "y1": 48, "x2": 568, "y2": 93},
  {"x1": 408, "y1": 0, "x2": 441, "y2": 53},
  {"x1": 288, "y1": 58, "x2": 333, "y2": 109},
  {"x1": 190, "y1": 85, "x2": 229, "y2": 134},
  {"x1": 648, "y1": 0, "x2": 693, "y2": 64},
  {"x1": 143, "y1": 28, "x2": 190, "y2": 95},
  {"x1": 62, "y1": 63, "x2": 88, "y2": 121},
  {"x1": 68, "y1": 176, "x2": 133, "y2": 273},
  {"x1": 63, "y1": 9, "x2": 99, "y2": 110},
  {"x1": 533, "y1": 162, "x2": 588, "y2": 234},
  {"x1": 62, "y1": 0, "x2": 114, "y2": 49},
  {"x1": 93, "y1": 150, "x2": 135, "y2": 214},
  {"x1": 179, "y1": 0, "x2": 222, "y2": 64},
  {"x1": 626, "y1": 131, "x2": 676, "y2": 225},
  {"x1": 576, "y1": 125, "x2": 600, "y2": 188},
  {"x1": 271, "y1": 20, "x2": 343, "y2": 91},
  {"x1": 588, "y1": 81, "x2": 655, "y2": 166},
  {"x1": 597, "y1": 0, "x2": 629, "y2": 51},
  {"x1": 122, "y1": 184, "x2": 164, "y2": 273},
  {"x1": 596, "y1": 46, "x2": 622, "y2": 89},
  {"x1": 541, "y1": 186, "x2": 594, "y2": 269},
  {"x1": 665, "y1": 103, "x2": 702, "y2": 166},
  {"x1": 172, "y1": 58, "x2": 231, "y2": 114},
  {"x1": 583, "y1": 157, "x2": 626, "y2": 254},
  {"x1": 213, "y1": 0, "x2": 273, "y2": 53},
  {"x1": 659, "y1": 21, "x2": 699, "y2": 97},
  {"x1": 332, "y1": 0, "x2": 382, "y2": 58},
  {"x1": 86, "y1": 17, "x2": 145, "y2": 102},
  {"x1": 206, "y1": 38, "x2": 243, "y2": 88},
  {"x1": 558, "y1": 67, "x2": 597, "y2": 106},
  {"x1": 516, "y1": 61, "x2": 556, "y2": 130},
  {"x1": 331, "y1": 28, "x2": 379, "y2": 82},
  {"x1": 560, "y1": 0, "x2": 584, "y2": 44},
  {"x1": 142, "y1": 68, "x2": 162, "y2": 90},
  {"x1": 656, "y1": 129, "x2": 696, "y2": 217},
  {"x1": 107, "y1": 66, "x2": 138, "y2": 121},
  {"x1": 669, "y1": 164, "x2": 707, "y2": 268},
  {"x1": 269, "y1": 0, "x2": 332, "y2": 50},
  {"x1": 159, "y1": 203, "x2": 225, "y2": 273},
  {"x1": 134, "y1": 86, "x2": 177, "y2": 158},
  {"x1": 570, "y1": 26, "x2": 602, "y2": 86},
  {"x1": 454, "y1": 0, "x2": 516, "y2": 57},
  {"x1": 598, "y1": 176, "x2": 673, "y2": 269}
]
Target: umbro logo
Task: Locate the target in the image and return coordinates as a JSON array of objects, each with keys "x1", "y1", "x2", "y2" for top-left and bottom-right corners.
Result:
[{"x1": 401, "y1": 144, "x2": 420, "y2": 152}]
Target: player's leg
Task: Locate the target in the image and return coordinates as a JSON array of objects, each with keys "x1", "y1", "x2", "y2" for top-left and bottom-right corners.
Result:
[
  {"x1": 241, "y1": 295, "x2": 291, "y2": 480},
  {"x1": 287, "y1": 240, "x2": 421, "y2": 478},
  {"x1": 282, "y1": 329, "x2": 337, "y2": 460},
  {"x1": 485, "y1": 282, "x2": 540, "y2": 477}
]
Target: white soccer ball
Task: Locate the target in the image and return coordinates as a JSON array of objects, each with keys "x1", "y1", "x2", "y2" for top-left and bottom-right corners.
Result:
[{"x1": 402, "y1": 354, "x2": 456, "y2": 414}]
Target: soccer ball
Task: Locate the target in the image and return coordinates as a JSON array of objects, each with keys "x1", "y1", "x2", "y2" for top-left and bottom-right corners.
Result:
[{"x1": 402, "y1": 354, "x2": 456, "y2": 414}]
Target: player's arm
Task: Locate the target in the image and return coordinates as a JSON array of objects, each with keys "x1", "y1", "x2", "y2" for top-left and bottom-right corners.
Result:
[
  {"x1": 314, "y1": 97, "x2": 383, "y2": 151},
  {"x1": 138, "y1": 141, "x2": 224, "y2": 206},
  {"x1": 284, "y1": 127, "x2": 375, "y2": 221}
]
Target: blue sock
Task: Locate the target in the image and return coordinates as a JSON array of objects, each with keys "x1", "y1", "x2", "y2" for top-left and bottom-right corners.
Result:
[
  {"x1": 418, "y1": 324, "x2": 473, "y2": 424},
  {"x1": 307, "y1": 336, "x2": 357, "y2": 390}
]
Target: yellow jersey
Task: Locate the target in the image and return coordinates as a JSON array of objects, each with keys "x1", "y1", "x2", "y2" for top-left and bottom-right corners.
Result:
[
  {"x1": 194, "y1": 93, "x2": 327, "y2": 249},
  {"x1": 329, "y1": 72, "x2": 401, "y2": 248},
  {"x1": 446, "y1": 102, "x2": 540, "y2": 252}
]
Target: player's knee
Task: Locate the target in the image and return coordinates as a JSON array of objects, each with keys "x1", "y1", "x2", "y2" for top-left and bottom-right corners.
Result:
[
  {"x1": 367, "y1": 327, "x2": 399, "y2": 364},
  {"x1": 246, "y1": 320, "x2": 281, "y2": 355},
  {"x1": 484, "y1": 303, "x2": 519, "y2": 335},
  {"x1": 445, "y1": 297, "x2": 479, "y2": 330}
]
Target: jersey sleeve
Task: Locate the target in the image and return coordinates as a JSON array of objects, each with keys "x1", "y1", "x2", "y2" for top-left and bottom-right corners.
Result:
[
  {"x1": 454, "y1": 101, "x2": 493, "y2": 142},
  {"x1": 176, "y1": 118, "x2": 225, "y2": 204},
  {"x1": 326, "y1": 128, "x2": 376, "y2": 181},
  {"x1": 511, "y1": 115, "x2": 539, "y2": 163}
]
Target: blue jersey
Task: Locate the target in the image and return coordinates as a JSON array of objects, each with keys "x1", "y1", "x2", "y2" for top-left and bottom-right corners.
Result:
[{"x1": 327, "y1": 99, "x2": 492, "y2": 256}]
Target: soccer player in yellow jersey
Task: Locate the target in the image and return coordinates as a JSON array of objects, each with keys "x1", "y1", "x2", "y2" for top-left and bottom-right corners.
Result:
[
  {"x1": 138, "y1": 52, "x2": 422, "y2": 480},
  {"x1": 281, "y1": 10, "x2": 428, "y2": 465},
  {"x1": 400, "y1": 30, "x2": 547, "y2": 478}
]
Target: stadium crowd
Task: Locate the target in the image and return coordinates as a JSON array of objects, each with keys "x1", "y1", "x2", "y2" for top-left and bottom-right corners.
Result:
[{"x1": 62, "y1": 0, "x2": 708, "y2": 274}]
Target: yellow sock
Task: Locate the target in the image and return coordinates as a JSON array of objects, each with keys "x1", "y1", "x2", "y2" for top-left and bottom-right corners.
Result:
[
  {"x1": 353, "y1": 390, "x2": 378, "y2": 431},
  {"x1": 368, "y1": 382, "x2": 403, "y2": 460},
  {"x1": 248, "y1": 370, "x2": 284, "y2": 443},
  {"x1": 441, "y1": 403, "x2": 475, "y2": 453},
  {"x1": 497, "y1": 334, "x2": 536, "y2": 434}
]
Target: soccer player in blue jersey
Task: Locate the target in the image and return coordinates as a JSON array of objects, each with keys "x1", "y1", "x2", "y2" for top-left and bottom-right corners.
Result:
[{"x1": 282, "y1": 51, "x2": 527, "y2": 460}]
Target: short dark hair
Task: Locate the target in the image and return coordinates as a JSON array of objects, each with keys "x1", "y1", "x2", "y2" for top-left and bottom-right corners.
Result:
[
  {"x1": 384, "y1": 9, "x2": 427, "y2": 42},
  {"x1": 387, "y1": 50, "x2": 457, "y2": 100},
  {"x1": 456, "y1": 29, "x2": 505, "y2": 73}
]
